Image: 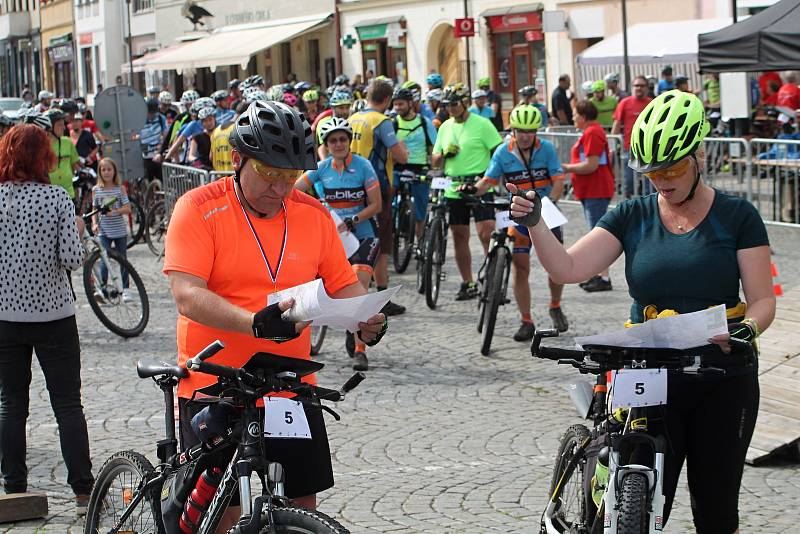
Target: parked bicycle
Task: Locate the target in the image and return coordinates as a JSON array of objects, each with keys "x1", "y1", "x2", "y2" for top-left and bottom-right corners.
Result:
[
  {"x1": 84, "y1": 340, "x2": 364, "y2": 534},
  {"x1": 416, "y1": 173, "x2": 449, "y2": 309},
  {"x1": 532, "y1": 329, "x2": 755, "y2": 534},
  {"x1": 392, "y1": 169, "x2": 423, "y2": 274},
  {"x1": 310, "y1": 325, "x2": 327, "y2": 356},
  {"x1": 473, "y1": 196, "x2": 513, "y2": 356},
  {"x1": 81, "y1": 198, "x2": 150, "y2": 337},
  {"x1": 145, "y1": 190, "x2": 168, "y2": 257}
]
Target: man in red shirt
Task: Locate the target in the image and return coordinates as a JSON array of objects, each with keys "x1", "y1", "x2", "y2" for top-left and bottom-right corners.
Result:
[
  {"x1": 164, "y1": 101, "x2": 387, "y2": 528},
  {"x1": 776, "y1": 72, "x2": 800, "y2": 111},
  {"x1": 612, "y1": 75, "x2": 652, "y2": 198}
]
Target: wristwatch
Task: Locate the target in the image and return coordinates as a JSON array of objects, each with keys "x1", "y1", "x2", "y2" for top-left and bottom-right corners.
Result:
[{"x1": 352, "y1": 215, "x2": 360, "y2": 223}]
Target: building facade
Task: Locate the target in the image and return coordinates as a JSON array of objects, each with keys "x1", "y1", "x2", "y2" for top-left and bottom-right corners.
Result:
[
  {"x1": 40, "y1": 0, "x2": 76, "y2": 97},
  {"x1": 0, "y1": 0, "x2": 42, "y2": 97}
]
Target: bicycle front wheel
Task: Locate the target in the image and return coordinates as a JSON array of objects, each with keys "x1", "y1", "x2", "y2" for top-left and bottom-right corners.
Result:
[
  {"x1": 545, "y1": 424, "x2": 590, "y2": 534},
  {"x1": 126, "y1": 200, "x2": 146, "y2": 249},
  {"x1": 144, "y1": 178, "x2": 162, "y2": 213},
  {"x1": 83, "y1": 249, "x2": 150, "y2": 337},
  {"x1": 480, "y1": 247, "x2": 508, "y2": 356},
  {"x1": 84, "y1": 451, "x2": 163, "y2": 534},
  {"x1": 228, "y1": 506, "x2": 349, "y2": 534},
  {"x1": 310, "y1": 325, "x2": 327, "y2": 356},
  {"x1": 392, "y1": 198, "x2": 415, "y2": 274},
  {"x1": 424, "y1": 216, "x2": 444, "y2": 309},
  {"x1": 145, "y1": 200, "x2": 167, "y2": 256},
  {"x1": 415, "y1": 226, "x2": 427, "y2": 295},
  {"x1": 617, "y1": 473, "x2": 649, "y2": 534}
]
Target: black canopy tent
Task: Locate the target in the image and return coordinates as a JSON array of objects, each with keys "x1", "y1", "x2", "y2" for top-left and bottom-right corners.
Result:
[{"x1": 698, "y1": 0, "x2": 800, "y2": 72}]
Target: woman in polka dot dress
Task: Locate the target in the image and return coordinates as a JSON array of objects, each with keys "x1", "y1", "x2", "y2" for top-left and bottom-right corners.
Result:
[{"x1": 0, "y1": 124, "x2": 94, "y2": 514}]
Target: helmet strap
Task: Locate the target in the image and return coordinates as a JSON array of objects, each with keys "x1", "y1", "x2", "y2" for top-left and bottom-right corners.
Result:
[
  {"x1": 678, "y1": 155, "x2": 701, "y2": 207},
  {"x1": 233, "y1": 159, "x2": 269, "y2": 218}
]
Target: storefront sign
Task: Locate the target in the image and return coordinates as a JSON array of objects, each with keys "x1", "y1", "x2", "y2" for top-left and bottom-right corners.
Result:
[
  {"x1": 454, "y1": 17, "x2": 475, "y2": 38},
  {"x1": 341, "y1": 34, "x2": 358, "y2": 49},
  {"x1": 525, "y1": 30, "x2": 544, "y2": 41},
  {"x1": 48, "y1": 42, "x2": 74, "y2": 64},
  {"x1": 225, "y1": 10, "x2": 270, "y2": 26},
  {"x1": 487, "y1": 12, "x2": 542, "y2": 32},
  {"x1": 79, "y1": 33, "x2": 92, "y2": 46},
  {"x1": 386, "y1": 24, "x2": 404, "y2": 48},
  {"x1": 363, "y1": 43, "x2": 378, "y2": 52},
  {"x1": 498, "y1": 58, "x2": 510, "y2": 88},
  {"x1": 357, "y1": 24, "x2": 387, "y2": 41}
]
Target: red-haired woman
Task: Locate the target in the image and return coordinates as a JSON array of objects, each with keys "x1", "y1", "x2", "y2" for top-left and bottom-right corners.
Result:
[{"x1": 0, "y1": 124, "x2": 94, "y2": 514}]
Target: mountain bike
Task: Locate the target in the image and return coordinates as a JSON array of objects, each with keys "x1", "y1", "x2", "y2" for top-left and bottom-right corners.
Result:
[
  {"x1": 473, "y1": 197, "x2": 513, "y2": 356},
  {"x1": 310, "y1": 325, "x2": 327, "y2": 356},
  {"x1": 392, "y1": 169, "x2": 423, "y2": 274},
  {"x1": 81, "y1": 198, "x2": 150, "y2": 337},
  {"x1": 531, "y1": 329, "x2": 755, "y2": 534},
  {"x1": 145, "y1": 192, "x2": 167, "y2": 257},
  {"x1": 84, "y1": 340, "x2": 363, "y2": 534},
  {"x1": 416, "y1": 174, "x2": 449, "y2": 309}
]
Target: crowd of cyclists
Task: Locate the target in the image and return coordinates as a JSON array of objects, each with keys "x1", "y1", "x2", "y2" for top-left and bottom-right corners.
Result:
[{"x1": 0, "y1": 60, "x2": 780, "y2": 533}]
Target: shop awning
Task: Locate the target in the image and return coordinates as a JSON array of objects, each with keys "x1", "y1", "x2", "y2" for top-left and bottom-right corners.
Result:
[
  {"x1": 577, "y1": 18, "x2": 730, "y2": 65},
  {"x1": 479, "y1": 3, "x2": 543, "y2": 18},
  {"x1": 355, "y1": 16, "x2": 405, "y2": 41},
  {"x1": 139, "y1": 13, "x2": 332, "y2": 73},
  {"x1": 121, "y1": 41, "x2": 194, "y2": 74}
]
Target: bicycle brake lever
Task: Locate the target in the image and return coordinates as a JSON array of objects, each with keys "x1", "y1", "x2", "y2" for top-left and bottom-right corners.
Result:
[
  {"x1": 319, "y1": 404, "x2": 341, "y2": 421},
  {"x1": 698, "y1": 366, "x2": 725, "y2": 376}
]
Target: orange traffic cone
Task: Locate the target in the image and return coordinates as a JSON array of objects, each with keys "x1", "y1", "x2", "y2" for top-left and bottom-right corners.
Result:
[{"x1": 771, "y1": 262, "x2": 783, "y2": 297}]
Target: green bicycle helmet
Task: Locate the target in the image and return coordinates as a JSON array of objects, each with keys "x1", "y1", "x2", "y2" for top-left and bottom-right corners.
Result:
[
  {"x1": 591, "y1": 80, "x2": 606, "y2": 93},
  {"x1": 628, "y1": 89, "x2": 709, "y2": 174},
  {"x1": 302, "y1": 89, "x2": 319, "y2": 103},
  {"x1": 509, "y1": 105, "x2": 542, "y2": 131},
  {"x1": 477, "y1": 77, "x2": 491, "y2": 89}
]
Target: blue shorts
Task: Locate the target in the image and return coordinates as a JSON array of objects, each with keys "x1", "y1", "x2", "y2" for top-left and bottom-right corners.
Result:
[
  {"x1": 510, "y1": 224, "x2": 563, "y2": 254},
  {"x1": 581, "y1": 198, "x2": 611, "y2": 230},
  {"x1": 410, "y1": 182, "x2": 430, "y2": 221}
]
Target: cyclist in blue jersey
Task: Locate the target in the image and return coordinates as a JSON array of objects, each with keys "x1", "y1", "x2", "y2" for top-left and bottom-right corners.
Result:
[
  {"x1": 459, "y1": 105, "x2": 568, "y2": 341},
  {"x1": 211, "y1": 89, "x2": 236, "y2": 125},
  {"x1": 165, "y1": 97, "x2": 215, "y2": 163},
  {"x1": 295, "y1": 118, "x2": 382, "y2": 372},
  {"x1": 392, "y1": 86, "x2": 437, "y2": 239}
]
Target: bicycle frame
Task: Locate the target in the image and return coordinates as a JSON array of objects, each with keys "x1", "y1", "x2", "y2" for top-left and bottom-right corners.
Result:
[{"x1": 83, "y1": 229, "x2": 125, "y2": 299}]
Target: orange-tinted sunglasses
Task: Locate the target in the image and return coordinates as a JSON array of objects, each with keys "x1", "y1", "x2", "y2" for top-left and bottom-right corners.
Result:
[
  {"x1": 251, "y1": 160, "x2": 303, "y2": 183},
  {"x1": 643, "y1": 157, "x2": 694, "y2": 181}
]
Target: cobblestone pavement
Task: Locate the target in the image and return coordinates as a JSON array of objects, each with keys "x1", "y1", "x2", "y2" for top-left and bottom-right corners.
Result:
[{"x1": 7, "y1": 203, "x2": 800, "y2": 533}]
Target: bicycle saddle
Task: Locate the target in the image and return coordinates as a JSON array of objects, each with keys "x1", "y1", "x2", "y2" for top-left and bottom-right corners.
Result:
[
  {"x1": 136, "y1": 360, "x2": 189, "y2": 379},
  {"x1": 243, "y1": 352, "x2": 323, "y2": 379}
]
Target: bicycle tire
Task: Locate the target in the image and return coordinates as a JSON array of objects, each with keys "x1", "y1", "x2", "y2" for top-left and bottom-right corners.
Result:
[
  {"x1": 481, "y1": 247, "x2": 508, "y2": 356},
  {"x1": 83, "y1": 249, "x2": 150, "y2": 337},
  {"x1": 126, "y1": 200, "x2": 146, "y2": 249},
  {"x1": 545, "y1": 424, "x2": 590, "y2": 534},
  {"x1": 616, "y1": 473, "x2": 649, "y2": 534},
  {"x1": 392, "y1": 198, "x2": 415, "y2": 274},
  {"x1": 310, "y1": 325, "x2": 327, "y2": 356},
  {"x1": 415, "y1": 225, "x2": 427, "y2": 295},
  {"x1": 227, "y1": 506, "x2": 349, "y2": 534},
  {"x1": 424, "y1": 216, "x2": 444, "y2": 309},
  {"x1": 145, "y1": 200, "x2": 167, "y2": 257},
  {"x1": 84, "y1": 450, "x2": 163, "y2": 534},
  {"x1": 144, "y1": 178, "x2": 163, "y2": 213},
  {"x1": 476, "y1": 258, "x2": 494, "y2": 334}
]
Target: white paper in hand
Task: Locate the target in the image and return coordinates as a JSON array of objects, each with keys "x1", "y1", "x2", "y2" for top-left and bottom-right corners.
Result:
[
  {"x1": 541, "y1": 197, "x2": 568, "y2": 229},
  {"x1": 495, "y1": 210, "x2": 513, "y2": 229},
  {"x1": 329, "y1": 211, "x2": 361, "y2": 258}
]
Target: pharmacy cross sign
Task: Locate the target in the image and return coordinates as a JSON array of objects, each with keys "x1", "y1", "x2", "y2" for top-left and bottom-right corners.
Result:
[{"x1": 342, "y1": 34, "x2": 357, "y2": 49}]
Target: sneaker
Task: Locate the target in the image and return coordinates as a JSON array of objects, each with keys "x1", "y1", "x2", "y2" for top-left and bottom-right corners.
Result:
[
  {"x1": 345, "y1": 331, "x2": 355, "y2": 358},
  {"x1": 455, "y1": 282, "x2": 479, "y2": 301},
  {"x1": 352, "y1": 352, "x2": 368, "y2": 371},
  {"x1": 549, "y1": 307, "x2": 569, "y2": 333},
  {"x1": 93, "y1": 290, "x2": 106, "y2": 304},
  {"x1": 122, "y1": 289, "x2": 134, "y2": 303},
  {"x1": 579, "y1": 275, "x2": 599, "y2": 289},
  {"x1": 513, "y1": 321, "x2": 536, "y2": 342},
  {"x1": 582, "y1": 277, "x2": 613, "y2": 293},
  {"x1": 75, "y1": 494, "x2": 90, "y2": 517},
  {"x1": 381, "y1": 300, "x2": 406, "y2": 316}
]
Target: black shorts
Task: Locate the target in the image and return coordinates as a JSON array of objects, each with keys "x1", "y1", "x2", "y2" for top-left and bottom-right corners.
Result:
[
  {"x1": 446, "y1": 193, "x2": 496, "y2": 226},
  {"x1": 376, "y1": 183, "x2": 393, "y2": 254},
  {"x1": 349, "y1": 236, "x2": 380, "y2": 274},
  {"x1": 178, "y1": 398, "x2": 334, "y2": 499}
]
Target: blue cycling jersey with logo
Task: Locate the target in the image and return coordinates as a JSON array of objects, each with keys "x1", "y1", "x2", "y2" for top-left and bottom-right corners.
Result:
[
  {"x1": 484, "y1": 137, "x2": 565, "y2": 198},
  {"x1": 302, "y1": 154, "x2": 380, "y2": 240}
]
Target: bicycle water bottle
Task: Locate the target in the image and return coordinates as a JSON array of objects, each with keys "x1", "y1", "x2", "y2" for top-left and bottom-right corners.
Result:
[
  {"x1": 591, "y1": 446, "x2": 610, "y2": 507},
  {"x1": 179, "y1": 467, "x2": 222, "y2": 533}
]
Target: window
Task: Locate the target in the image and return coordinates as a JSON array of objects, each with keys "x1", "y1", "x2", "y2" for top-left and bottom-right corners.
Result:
[
  {"x1": 133, "y1": 0, "x2": 152, "y2": 13},
  {"x1": 280, "y1": 42, "x2": 292, "y2": 82},
  {"x1": 308, "y1": 39, "x2": 320, "y2": 86},
  {"x1": 81, "y1": 47, "x2": 94, "y2": 94}
]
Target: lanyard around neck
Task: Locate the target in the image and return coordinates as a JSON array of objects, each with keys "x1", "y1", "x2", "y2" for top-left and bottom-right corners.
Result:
[{"x1": 233, "y1": 185, "x2": 287, "y2": 288}]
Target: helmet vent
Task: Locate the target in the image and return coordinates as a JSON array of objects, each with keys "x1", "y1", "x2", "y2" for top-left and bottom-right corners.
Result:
[
  {"x1": 674, "y1": 113, "x2": 687, "y2": 131},
  {"x1": 285, "y1": 114, "x2": 296, "y2": 131},
  {"x1": 292, "y1": 137, "x2": 301, "y2": 155},
  {"x1": 681, "y1": 123, "x2": 700, "y2": 150},
  {"x1": 272, "y1": 144, "x2": 287, "y2": 154},
  {"x1": 662, "y1": 93, "x2": 675, "y2": 104},
  {"x1": 241, "y1": 133, "x2": 259, "y2": 148},
  {"x1": 663, "y1": 136, "x2": 677, "y2": 158}
]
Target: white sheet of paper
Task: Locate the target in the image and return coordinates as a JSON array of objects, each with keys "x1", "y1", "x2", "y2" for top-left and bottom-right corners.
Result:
[
  {"x1": 574, "y1": 305, "x2": 728, "y2": 350},
  {"x1": 430, "y1": 177, "x2": 452, "y2": 190},
  {"x1": 611, "y1": 369, "x2": 668, "y2": 411},
  {"x1": 329, "y1": 211, "x2": 361, "y2": 258},
  {"x1": 541, "y1": 197, "x2": 568, "y2": 229},
  {"x1": 495, "y1": 210, "x2": 513, "y2": 229},
  {"x1": 271, "y1": 279, "x2": 402, "y2": 331},
  {"x1": 263, "y1": 397, "x2": 311, "y2": 439}
]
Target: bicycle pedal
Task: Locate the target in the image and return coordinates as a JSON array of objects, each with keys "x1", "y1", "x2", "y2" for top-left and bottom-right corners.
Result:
[
  {"x1": 267, "y1": 462, "x2": 284, "y2": 484},
  {"x1": 439, "y1": 272, "x2": 447, "y2": 281}
]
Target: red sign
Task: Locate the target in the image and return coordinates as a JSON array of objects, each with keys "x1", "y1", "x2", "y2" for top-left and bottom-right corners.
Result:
[
  {"x1": 79, "y1": 32, "x2": 93, "y2": 45},
  {"x1": 454, "y1": 17, "x2": 475, "y2": 38},
  {"x1": 487, "y1": 12, "x2": 542, "y2": 32},
  {"x1": 525, "y1": 30, "x2": 544, "y2": 42}
]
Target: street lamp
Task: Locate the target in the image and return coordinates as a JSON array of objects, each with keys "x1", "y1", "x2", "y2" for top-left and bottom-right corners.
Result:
[{"x1": 125, "y1": 0, "x2": 134, "y2": 85}]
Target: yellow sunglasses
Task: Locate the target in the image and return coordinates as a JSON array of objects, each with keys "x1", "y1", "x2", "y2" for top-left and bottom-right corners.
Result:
[
  {"x1": 643, "y1": 157, "x2": 694, "y2": 181},
  {"x1": 251, "y1": 160, "x2": 303, "y2": 183}
]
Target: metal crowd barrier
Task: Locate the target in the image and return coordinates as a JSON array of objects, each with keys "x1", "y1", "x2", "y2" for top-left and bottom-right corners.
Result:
[
  {"x1": 161, "y1": 163, "x2": 210, "y2": 218},
  {"x1": 749, "y1": 138, "x2": 800, "y2": 225}
]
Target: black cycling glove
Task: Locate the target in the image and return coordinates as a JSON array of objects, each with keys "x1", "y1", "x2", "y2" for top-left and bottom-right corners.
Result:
[
  {"x1": 728, "y1": 321, "x2": 757, "y2": 344},
  {"x1": 510, "y1": 190, "x2": 542, "y2": 227},
  {"x1": 342, "y1": 217, "x2": 356, "y2": 232},
  {"x1": 458, "y1": 184, "x2": 478, "y2": 195},
  {"x1": 252, "y1": 303, "x2": 300, "y2": 343},
  {"x1": 361, "y1": 317, "x2": 388, "y2": 347}
]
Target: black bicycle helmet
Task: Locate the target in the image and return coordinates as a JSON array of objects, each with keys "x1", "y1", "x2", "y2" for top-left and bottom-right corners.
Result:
[
  {"x1": 229, "y1": 100, "x2": 317, "y2": 171},
  {"x1": 392, "y1": 87, "x2": 414, "y2": 102},
  {"x1": 334, "y1": 74, "x2": 350, "y2": 86},
  {"x1": 0, "y1": 114, "x2": 13, "y2": 127},
  {"x1": 58, "y1": 98, "x2": 79, "y2": 114},
  {"x1": 518, "y1": 85, "x2": 537, "y2": 97},
  {"x1": 145, "y1": 98, "x2": 159, "y2": 113},
  {"x1": 43, "y1": 108, "x2": 66, "y2": 125},
  {"x1": 229, "y1": 79, "x2": 241, "y2": 90}
]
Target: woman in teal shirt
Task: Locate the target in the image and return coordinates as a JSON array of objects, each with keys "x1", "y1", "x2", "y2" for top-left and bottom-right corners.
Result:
[{"x1": 511, "y1": 90, "x2": 774, "y2": 533}]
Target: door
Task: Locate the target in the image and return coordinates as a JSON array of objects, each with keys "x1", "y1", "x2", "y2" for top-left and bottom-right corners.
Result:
[{"x1": 511, "y1": 45, "x2": 531, "y2": 100}]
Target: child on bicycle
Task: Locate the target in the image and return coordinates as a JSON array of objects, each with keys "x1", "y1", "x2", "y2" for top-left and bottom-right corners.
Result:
[{"x1": 92, "y1": 157, "x2": 132, "y2": 302}]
